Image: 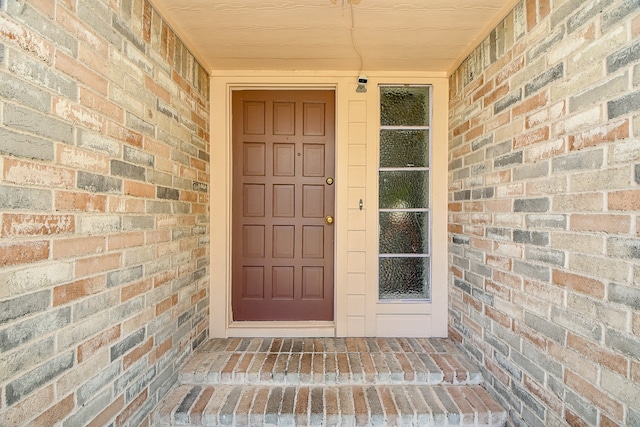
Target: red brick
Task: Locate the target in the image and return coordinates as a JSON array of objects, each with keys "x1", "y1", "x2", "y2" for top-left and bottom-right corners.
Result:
[
  {"x1": 75, "y1": 252, "x2": 121, "y2": 277},
  {"x1": 108, "y1": 122, "x2": 143, "y2": 148},
  {"x1": 609, "y1": 190, "x2": 640, "y2": 211},
  {"x1": 53, "y1": 235, "x2": 105, "y2": 259},
  {"x1": 29, "y1": 394, "x2": 74, "y2": 427},
  {"x1": 600, "y1": 414, "x2": 619, "y2": 427},
  {"x1": 485, "y1": 279, "x2": 511, "y2": 301},
  {"x1": 570, "y1": 214, "x2": 631, "y2": 233},
  {"x1": 155, "y1": 337, "x2": 172, "y2": 360},
  {"x1": 634, "y1": 13, "x2": 640, "y2": 36},
  {"x1": 123, "y1": 308, "x2": 154, "y2": 336},
  {"x1": 180, "y1": 165, "x2": 198, "y2": 180},
  {"x1": 452, "y1": 121, "x2": 470, "y2": 137},
  {"x1": 122, "y1": 278, "x2": 152, "y2": 302},
  {"x1": 483, "y1": 84, "x2": 509, "y2": 108},
  {"x1": 145, "y1": 229, "x2": 170, "y2": 244},
  {"x1": 172, "y1": 70, "x2": 191, "y2": 94},
  {"x1": 78, "y1": 42, "x2": 109, "y2": 74},
  {"x1": 513, "y1": 126, "x2": 549, "y2": 148},
  {"x1": 485, "y1": 306, "x2": 511, "y2": 328},
  {"x1": 154, "y1": 269, "x2": 176, "y2": 288},
  {"x1": 107, "y1": 232, "x2": 145, "y2": 251},
  {"x1": 180, "y1": 190, "x2": 198, "y2": 203},
  {"x1": 4, "y1": 158, "x2": 74, "y2": 188},
  {"x1": 513, "y1": 322, "x2": 547, "y2": 350},
  {"x1": 143, "y1": 138, "x2": 171, "y2": 158},
  {"x1": 566, "y1": 409, "x2": 589, "y2": 427},
  {"x1": 514, "y1": 92, "x2": 548, "y2": 119},
  {"x1": 464, "y1": 125, "x2": 485, "y2": 143},
  {"x1": 565, "y1": 370, "x2": 623, "y2": 420},
  {"x1": 191, "y1": 288, "x2": 207, "y2": 305},
  {"x1": 495, "y1": 56, "x2": 525, "y2": 87},
  {"x1": 539, "y1": 0, "x2": 550, "y2": 18},
  {"x1": 0, "y1": 385, "x2": 54, "y2": 426},
  {"x1": 55, "y1": 191, "x2": 107, "y2": 212},
  {"x1": 2, "y1": 213, "x2": 74, "y2": 236},
  {"x1": 87, "y1": 395, "x2": 124, "y2": 427},
  {"x1": 107, "y1": 197, "x2": 145, "y2": 213},
  {"x1": 570, "y1": 119, "x2": 629, "y2": 151},
  {"x1": 191, "y1": 110, "x2": 207, "y2": 130},
  {"x1": 463, "y1": 293, "x2": 483, "y2": 312},
  {"x1": 493, "y1": 270, "x2": 522, "y2": 290},
  {"x1": 80, "y1": 87, "x2": 124, "y2": 122},
  {"x1": 473, "y1": 80, "x2": 495, "y2": 102},
  {"x1": 145, "y1": 75, "x2": 170, "y2": 103},
  {"x1": 485, "y1": 358, "x2": 510, "y2": 386},
  {"x1": 53, "y1": 275, "x2": 106, "y2": 306},
  {"x1": 523, "y1": 375, "x2": 562, "y2": 415},
  {"x1": 0, "y1": 240, "x2": 49, "y2": 267},
  {"x1": 156, "y1": 294, "x2": 178, "y2": 316},
  {"x1": 116, "y1": 389, "x2": 147, "y2": 427},
  {"x1": 191, "y1": 157, "x2": 207, "y2": 172},
  {"x1": 449, "y1": 224, "x2": 463, "y2": 234},
  {"x1": 553, "y1": 270, "x2": 605, "y2": 299},
  {"x1": 29, "y1": 0, "x2": 54, "y2": 17},
  {"x1": 566, "y1": 333, "x2": 628, "y2": 376},
  {"x1": 124, "y1": 180, "x2": 155, "y2": 198},
  {"x1": 78, "y1": 325, "x2": 121, "y2": 363},
  {"x1": 526, "y1": 0, "x2": 537, "y2": 30},
  {"x1": 56, "y1": 51, "x2": 107, "y2": 95},
  {"x1": 449, "y1": 202, "x2": 463, "y2": 212},
  {"x1": 123, "y1": 338, "x2": 153, "y2": 370},
  {"x1": 470, "y1": 237, "x2": 492, "y2": 251},
  {"x1": 550, "y1": 342, "x2": 597, "y2": 383}
]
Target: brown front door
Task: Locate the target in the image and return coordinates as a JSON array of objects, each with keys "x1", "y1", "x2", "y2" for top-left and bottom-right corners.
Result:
[{"x1": 231, "y1": 90, "x2": 335, "y2": 321}]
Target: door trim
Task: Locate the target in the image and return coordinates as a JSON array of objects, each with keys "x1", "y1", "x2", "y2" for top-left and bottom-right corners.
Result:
[{"x1": 210, "y1": 78, "x2": 345, "y2": 338}]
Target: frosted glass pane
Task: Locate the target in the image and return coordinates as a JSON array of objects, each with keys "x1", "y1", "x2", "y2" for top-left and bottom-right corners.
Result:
[
  {"x1": 379, "y1": 171, "x2": 429, "y2": 209},
  {"x1": 380, "y1": 129, "x2": 429, "y2": 168},
  {"x1": 380, "y1": 86, "x2": 430, "y2": 127},
  {"x1": 379, "y1": 257, "x2": 430, "y2": 299},
  {"x1": 379, "y1": 212, "x2": 429, "y2": 254}
]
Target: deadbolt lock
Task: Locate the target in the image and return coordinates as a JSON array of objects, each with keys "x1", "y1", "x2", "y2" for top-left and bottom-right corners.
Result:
[{"x1": 326, "y1": 177, "x2": 334, "y2": 185}]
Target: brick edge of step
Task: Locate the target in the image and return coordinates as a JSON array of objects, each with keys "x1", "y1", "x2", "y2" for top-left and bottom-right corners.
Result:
[{"x1": 155, "y1": 384, "x2": 508, "y2": 427}]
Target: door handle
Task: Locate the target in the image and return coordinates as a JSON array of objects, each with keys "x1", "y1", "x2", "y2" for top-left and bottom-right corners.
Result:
[{"x1": 325, "y1": 215, "x2": 334, "y2": 225}]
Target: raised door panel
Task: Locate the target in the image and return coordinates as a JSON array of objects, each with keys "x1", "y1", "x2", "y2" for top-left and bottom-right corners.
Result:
[{"x1": 232, "y1": 90, "x2": 335, "y2": 321}]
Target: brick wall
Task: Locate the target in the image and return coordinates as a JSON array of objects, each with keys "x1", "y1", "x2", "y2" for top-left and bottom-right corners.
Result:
[
  {"x1": 449, "y1": 0, "x2": 640, "y2": 425},
  {"x1": 0, "y1": 0, "x2": 209, "y2": 425}
]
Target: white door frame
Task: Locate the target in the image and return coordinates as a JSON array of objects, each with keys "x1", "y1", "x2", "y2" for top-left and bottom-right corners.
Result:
[
  {"x1": 208, "y1": 71, "x2": 449, "y2": 338},
  {"x1": 209, "y1": 73, "x2": 349, "y2": 338}
]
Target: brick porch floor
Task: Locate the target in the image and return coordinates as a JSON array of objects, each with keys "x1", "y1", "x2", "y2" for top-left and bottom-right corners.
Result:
[{"x1": 154, "y1": 338, "x2": 507, "y2": 426}]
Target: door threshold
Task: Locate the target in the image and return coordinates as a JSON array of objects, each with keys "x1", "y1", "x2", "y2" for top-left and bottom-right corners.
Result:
[{"x1": 226, "y1": 321, "x2": 335, "y2": 338}]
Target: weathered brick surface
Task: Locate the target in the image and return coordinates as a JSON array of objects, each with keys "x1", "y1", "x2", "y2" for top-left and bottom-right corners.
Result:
[
  {"x1": 0, "y1": 0, "x2": 209, "y2": 425},
  {"x1": 156, "y1": 338, "x2": 507, "y2": 426},
  {"x1": 449, "y1": 0, "x2": 640, "y2": 426}
]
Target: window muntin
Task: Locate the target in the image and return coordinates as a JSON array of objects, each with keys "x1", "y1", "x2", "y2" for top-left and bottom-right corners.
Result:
[{"x1": 378, "y1": 85, "x2": 431, "y2": 301}]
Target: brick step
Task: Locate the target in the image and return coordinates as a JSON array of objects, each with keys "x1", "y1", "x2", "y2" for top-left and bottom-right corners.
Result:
[
  {"x1": 179, "y1": 338, "x2": 483, "y2": 386},
  {"x1": 156, "y1": 384, "x2": 507, "y2": 427}
]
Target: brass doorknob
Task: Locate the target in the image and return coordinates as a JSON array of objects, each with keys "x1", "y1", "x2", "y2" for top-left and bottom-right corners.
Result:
[{"x1": 325, "y1": 215, "x2": 334, "y2": 225}]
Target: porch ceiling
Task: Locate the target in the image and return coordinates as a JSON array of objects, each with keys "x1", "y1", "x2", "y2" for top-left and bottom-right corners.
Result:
[{"x1": 150, "y1": 0, "x2": 516, "y2": 74}]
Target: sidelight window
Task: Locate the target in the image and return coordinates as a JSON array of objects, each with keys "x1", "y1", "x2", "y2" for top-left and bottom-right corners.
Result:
[{"x1": 378, "y1": 85, "x2": 431, "y2": 300}]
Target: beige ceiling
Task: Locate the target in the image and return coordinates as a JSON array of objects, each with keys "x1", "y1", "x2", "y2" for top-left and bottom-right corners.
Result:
[{"x1": 151, "y1": 0, "x2": 516, "y2": 74}]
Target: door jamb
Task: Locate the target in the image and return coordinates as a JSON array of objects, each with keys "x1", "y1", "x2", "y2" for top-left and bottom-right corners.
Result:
[{"x1": 210, "y1": 79, "x2": 345, "y2": 338}]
